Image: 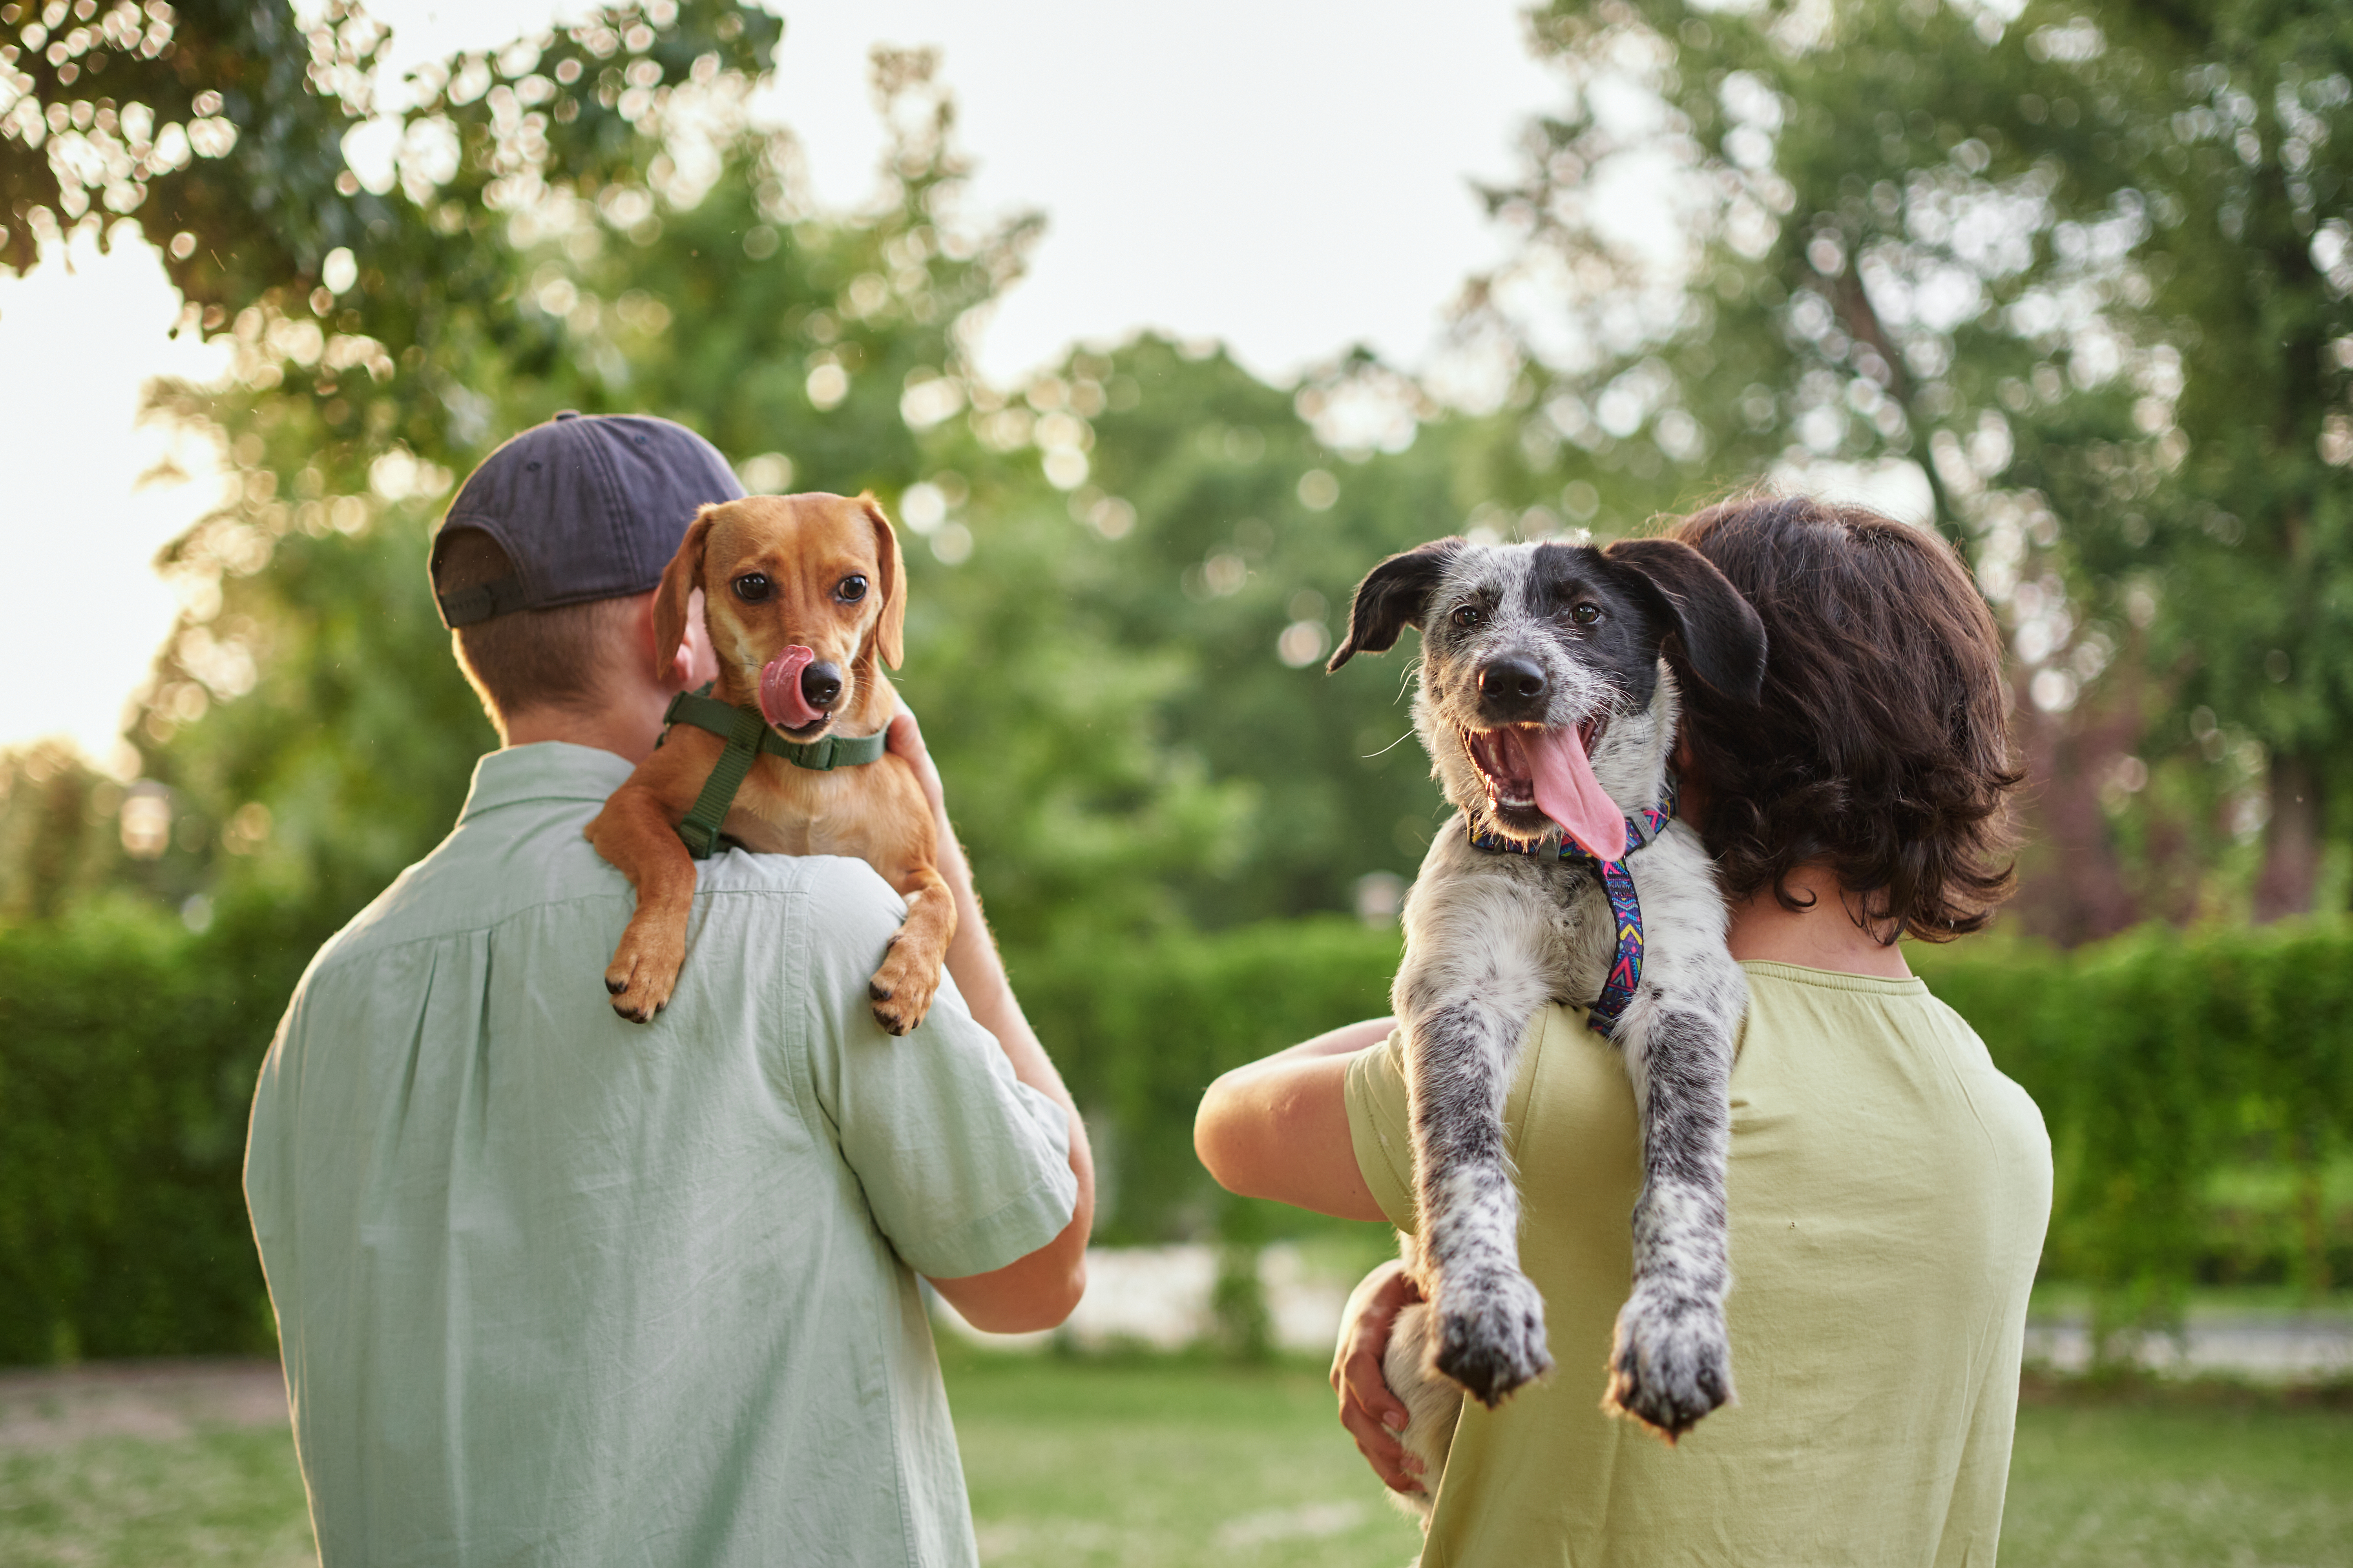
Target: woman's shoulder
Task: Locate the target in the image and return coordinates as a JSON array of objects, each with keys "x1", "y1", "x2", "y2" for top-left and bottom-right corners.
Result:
[{"x1": 1736, "y1": 959, "x2": 2052, "y2": 1158}]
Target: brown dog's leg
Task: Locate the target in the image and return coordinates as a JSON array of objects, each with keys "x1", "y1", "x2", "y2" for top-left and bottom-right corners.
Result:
[
  {"x1": 867, "y1": 862, "x2": 956, "y2": 1036},
  {"x1": 584, "y1": 784, "x2": 701, "y2": 1022}
]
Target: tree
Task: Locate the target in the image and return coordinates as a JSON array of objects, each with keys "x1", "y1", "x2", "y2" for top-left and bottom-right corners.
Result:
[
  {"x1": 1465, "y1": 0, "x2": 2353, "y2": 929},
  {"x1": 7, "y1": 6, "x2": 1339, "y2": 951}
]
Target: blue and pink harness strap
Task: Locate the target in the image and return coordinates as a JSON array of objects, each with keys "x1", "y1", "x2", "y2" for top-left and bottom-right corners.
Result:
[{"x1": 1465, "y1": 783, "x2": 1678, "y2": 1039}]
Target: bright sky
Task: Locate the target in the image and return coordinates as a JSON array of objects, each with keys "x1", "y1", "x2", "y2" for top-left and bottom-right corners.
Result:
[{"x1": 0, "y1": 1, "x2": 1561, "y2": 767}]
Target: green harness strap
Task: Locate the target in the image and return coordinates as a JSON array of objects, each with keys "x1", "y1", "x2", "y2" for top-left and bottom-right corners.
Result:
[{"x1": 661, "y1": 686, "x2": 889, "y2": 859}]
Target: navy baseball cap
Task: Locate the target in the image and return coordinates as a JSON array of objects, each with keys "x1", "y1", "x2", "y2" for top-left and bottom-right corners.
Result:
[{"x1": 429, "y1": 412, "x2": 745, "y2": 628}]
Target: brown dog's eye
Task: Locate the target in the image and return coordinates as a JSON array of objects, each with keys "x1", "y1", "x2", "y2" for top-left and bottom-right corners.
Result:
[
  {"x1": 1451, "y1": 604, "x2": 1483, "y2": 629},
  {"x1": 733, "y1": 574, "x2": 772, "y2": 603},
  {"x1": 836, "y1": 575, "x2": 869, "y2": 603},
  {"x1": 1572, "y1": 603, "x2": 1601, "y2": 626}
]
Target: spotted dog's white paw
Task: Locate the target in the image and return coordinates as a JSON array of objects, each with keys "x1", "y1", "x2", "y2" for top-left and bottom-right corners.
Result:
[
  {"x1": 1604, "y1": 1286, "x2": 1733, "y2": 1440},
  {"x1": 1433, "y1": 1266, "x2": 1553, "y2": 1408}
]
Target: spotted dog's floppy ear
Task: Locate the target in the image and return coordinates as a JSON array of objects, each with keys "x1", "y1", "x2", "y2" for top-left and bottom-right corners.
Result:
[
  {"x1": 1327, "y1": 538, "x2": 1465, "y2": 673},
  {"x1": 1601, "y1": 537, "x2": 1767, "y2": 702}
]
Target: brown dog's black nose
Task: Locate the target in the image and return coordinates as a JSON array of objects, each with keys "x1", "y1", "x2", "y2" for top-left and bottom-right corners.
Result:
[
  {"x1": 1478, "y1": 657, "x2": 1547, "y2": 706},
  {"x1": 801, "y1": 661, "x2": 842, "y2": 711}
]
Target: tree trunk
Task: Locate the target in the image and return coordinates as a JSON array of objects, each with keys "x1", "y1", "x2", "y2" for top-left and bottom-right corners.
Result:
[
  {"x1": 2251, "y1": 751, "x2": 2323, "y2": 923},
  {"x1": 2006, "y1": 673, "x2": 2141, "y2": 946}
]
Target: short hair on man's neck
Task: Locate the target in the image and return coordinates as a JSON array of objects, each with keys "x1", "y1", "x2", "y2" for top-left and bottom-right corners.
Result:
[
  {"x1": 433, "y1": 528, "x2": 639, "y2": 734},
  {"x1": 1667, "y1": 494, "x2": 2023, "y2": 943}
]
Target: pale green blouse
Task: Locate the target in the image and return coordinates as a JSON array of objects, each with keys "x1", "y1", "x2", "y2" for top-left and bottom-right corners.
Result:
[{"x1": 1349, "y1": 963, "x2": 2052, "y2": 1568}]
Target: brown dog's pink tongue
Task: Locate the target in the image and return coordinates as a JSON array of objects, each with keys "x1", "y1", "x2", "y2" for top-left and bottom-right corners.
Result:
[
  {"x1": 758, "y1": 645, "x2": 823, "y2": 730},
  {"x1": 1524, "y1": 725, "x2": 1626, "y2": 861}
]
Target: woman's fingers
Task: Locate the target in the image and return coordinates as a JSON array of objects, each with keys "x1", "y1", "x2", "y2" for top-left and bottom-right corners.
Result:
[
  {"x1": 1331, "y1": 1259, "x2": 1426, "y2": 1490},
  {"x1": 1339, "y1": 1388, "x2": 1426, "y2": 1491},
  {"x1": 1336, "y1": 1335, "x2": 1410, "y2": 1435}
]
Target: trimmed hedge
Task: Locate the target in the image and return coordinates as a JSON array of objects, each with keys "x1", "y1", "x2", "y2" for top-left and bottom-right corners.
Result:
[
  {"x1": 1021, "y1": 917, "x2": 2353, "y2": 1343},
  {"x1": 0, "y1": 896, "x2": 312, "y2": 1364},
  {"x1": 1915, "y1": 926, "x2": 2353, "y2": 1339},
  {"x1": 3, "y1": 907, "x2": 2347, "y2": 1365}
]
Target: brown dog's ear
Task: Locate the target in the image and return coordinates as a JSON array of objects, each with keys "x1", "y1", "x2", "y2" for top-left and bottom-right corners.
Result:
[
  {"x1": 652, "y1": 505, "x2": 718, "y2": 680},
  {"x1": 1601, "y1": 536, "x2": 1768, "y2": 703},
  {"x1": 1327, "y1": 538, "x2": 1464, "y2": 673},
  {"x1": 860, "y1": 493, "x2": 906, "y2": 671}
]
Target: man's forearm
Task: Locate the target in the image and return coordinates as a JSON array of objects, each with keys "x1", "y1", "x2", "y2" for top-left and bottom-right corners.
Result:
[
  {"x1": 931, "y1": 819, "x2": 1061, "y2": 1104},
  {"x1": 885, "y1": 708, "x2": 1094, "y2": 1277},
  {"x1": 918, "y1": 811, "x2": 1099, "y2": 1331}
]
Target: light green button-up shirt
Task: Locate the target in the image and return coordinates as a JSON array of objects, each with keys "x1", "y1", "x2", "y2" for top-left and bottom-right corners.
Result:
[{"x1": 245, "y1": 742, "x2": 1075, "y2": 1568}]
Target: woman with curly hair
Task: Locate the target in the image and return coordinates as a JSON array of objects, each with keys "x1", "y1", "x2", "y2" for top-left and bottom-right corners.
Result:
[{"x1": 1196, "y1": 495, "x2": 2052, "y2": 1566}]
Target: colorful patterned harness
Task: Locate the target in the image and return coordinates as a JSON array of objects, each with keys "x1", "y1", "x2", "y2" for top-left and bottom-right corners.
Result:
[{"x1": 1466, "y1": 780, "x2": 1679, "y2": 1040}]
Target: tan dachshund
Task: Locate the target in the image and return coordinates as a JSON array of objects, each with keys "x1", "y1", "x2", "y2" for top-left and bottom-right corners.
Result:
[{"x1": 585, "y1": 492, "x2": 953, "y2": 1034}]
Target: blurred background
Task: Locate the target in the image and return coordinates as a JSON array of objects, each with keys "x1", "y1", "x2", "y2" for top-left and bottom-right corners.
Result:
[{"x1": 2, "y1": 0, "x2": 2349, "y2": 1562}]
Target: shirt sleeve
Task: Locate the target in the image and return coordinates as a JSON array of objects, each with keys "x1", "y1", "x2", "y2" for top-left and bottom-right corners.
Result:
[
  {"x1": 1344, "y1": 1026, "x2": 1420, "y2": 1233},
  {"x1": 797, "y1": 857, "x2": 1077, "y2": 1280}
]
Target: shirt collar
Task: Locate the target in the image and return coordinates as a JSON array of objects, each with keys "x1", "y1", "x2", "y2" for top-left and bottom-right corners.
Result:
[{"x1": 456, "y1": 742, "x2": 638, "y2": 822}]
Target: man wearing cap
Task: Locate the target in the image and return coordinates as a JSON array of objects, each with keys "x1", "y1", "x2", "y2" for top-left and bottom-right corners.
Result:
[{"x1": 244, "y1": 413, "x2": 1092, "y2": 1566}]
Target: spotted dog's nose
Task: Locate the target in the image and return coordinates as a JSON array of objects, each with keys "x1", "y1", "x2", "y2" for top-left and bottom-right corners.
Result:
[
  {"x1": 801, "y1": 661, "x2": 843, "y2": 711},
  {"x1": 1477, "y1": 656, "x2": 1548, "y2": 720}
]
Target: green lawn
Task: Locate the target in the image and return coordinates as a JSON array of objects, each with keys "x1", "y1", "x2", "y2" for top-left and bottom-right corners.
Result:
[
  {"x1": 0, "y1": 1425, "x2": 317, "y2": 1567},
  {"x1": 3, "y1": 1358, "x2": 2349, "y2": 1566},
  {"x1": 946, "y1": 1350, "x2": 1423, "y2": 1568},
  {"x1": 1999, "y1": 1391, "x2": 2353, "y2": 1568}
]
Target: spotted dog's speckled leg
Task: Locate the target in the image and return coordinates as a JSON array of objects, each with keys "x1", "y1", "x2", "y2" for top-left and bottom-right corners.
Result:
[
  {"x1": 1601, "y1": 831, "x2": 1743, "y2": 1439},
  {"x1": 1393, "y1": 829, "x2": 1566, "y2": 1408}
]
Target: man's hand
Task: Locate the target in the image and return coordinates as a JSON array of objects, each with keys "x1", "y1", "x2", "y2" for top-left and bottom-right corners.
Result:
[{"x1": 1333, "y1": 1258, "x2": 1427, "y2": 1495}]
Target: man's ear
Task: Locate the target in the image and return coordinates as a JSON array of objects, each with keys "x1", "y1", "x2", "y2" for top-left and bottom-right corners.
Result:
[
  {"x1": 1601, "y1": 536, "x2": 1767, "y2": 702},
  {"x1": 653, "y1": 506, "x2": 717, "y2": 680},
  {"x1": 859, "y1": 493, "x2": 905, "y2": 671},
  {"x1": 1327, "y1": 538, "x2": 1464, "y2": 673}
]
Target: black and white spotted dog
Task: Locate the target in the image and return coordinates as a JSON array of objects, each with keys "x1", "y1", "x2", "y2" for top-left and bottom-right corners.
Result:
[{"x1": 1327, "y1": 533, "x2": 1767, "y2": 1482}]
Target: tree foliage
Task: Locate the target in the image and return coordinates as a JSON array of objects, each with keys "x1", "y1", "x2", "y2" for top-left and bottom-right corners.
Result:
[
  {"x1": 1463, "y1": 0, "x2": 2353, "y2": 928},
  {"x1": 3, "y1": 0, "x2": 1493, "y2": 956},
  {"x1": 2, "y1": 0, "x2": 2349, "y2": 1366}
]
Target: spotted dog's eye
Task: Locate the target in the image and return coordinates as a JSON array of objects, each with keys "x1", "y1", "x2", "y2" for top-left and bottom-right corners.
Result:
[
  {"x1": 732, "y1": 573, "x2": 772, "y2": 603},
  {"x1": 836, "y1": 574, "x2": 869, "y2": 603},
  {"x1": 1572, "y1": 603, "x2": 1601, "y2": 626},
  {"x1": 1451, "y1": 603, "x2": 1484, "y2": 630}
]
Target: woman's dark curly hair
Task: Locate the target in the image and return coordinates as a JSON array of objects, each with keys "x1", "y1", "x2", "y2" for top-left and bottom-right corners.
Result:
[{"x1": 1666, "y1": 495, "x2": 2024, "y2": 943}]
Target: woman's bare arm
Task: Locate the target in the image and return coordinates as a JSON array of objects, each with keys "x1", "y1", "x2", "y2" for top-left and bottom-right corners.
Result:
[{"x1": 1193, "y1": 1017, "x2": 1395, "y2": 1222}]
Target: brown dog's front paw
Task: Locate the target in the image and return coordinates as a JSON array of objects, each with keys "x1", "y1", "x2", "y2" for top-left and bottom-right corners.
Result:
[
  {"x1": 867, "y1": 946, "x2": 942, "y2": 1037},
  {"x1": 604, "y1": 922, "x2": 685, "y2": 1025}
]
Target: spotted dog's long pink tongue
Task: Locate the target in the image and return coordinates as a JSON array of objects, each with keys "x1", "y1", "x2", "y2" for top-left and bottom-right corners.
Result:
[
  {"x1": 1521, "y1": 725, "x2": 1626, "y2": 861},
  {"x1": 758, "y1": 645, "x2": 824, "y2": 730}
]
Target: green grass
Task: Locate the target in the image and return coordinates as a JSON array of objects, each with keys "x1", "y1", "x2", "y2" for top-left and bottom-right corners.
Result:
[
  {"x1": 942, "y1": 1348, "x2": 1423, "y2": 1567},
  {"x1": 3, "y1": 1360, "x2": 2350, "y2": 1566},
  {"x1": 0, "y1": 1426, "x2": 316, "y2": 1567},
  {"x1": 2000, "y1": 1390, "x2": 2353, "y2": 1568}
]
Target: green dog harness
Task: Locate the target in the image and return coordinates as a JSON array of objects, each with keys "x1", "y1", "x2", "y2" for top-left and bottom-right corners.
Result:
[{"x1": 660, "y1": 685, "x2": 888, "y2": 859}]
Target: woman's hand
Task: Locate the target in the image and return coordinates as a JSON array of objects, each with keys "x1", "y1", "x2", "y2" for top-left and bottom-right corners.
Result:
[{"x1": 1331, "y1": 1258, "x2": 1427, "y2": 1495}]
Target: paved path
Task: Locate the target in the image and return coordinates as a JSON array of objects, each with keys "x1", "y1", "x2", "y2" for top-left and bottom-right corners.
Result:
[
  {"x1": 2024, "y1": 1317, "x2": 2353, "y2": 1381},
  {"x1": 0, "y1": 1357, "x2": 287, "y2": 1448},
  {"x1": 4, "y1": 1303, "x2": 2346, "y2": 1453}
]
